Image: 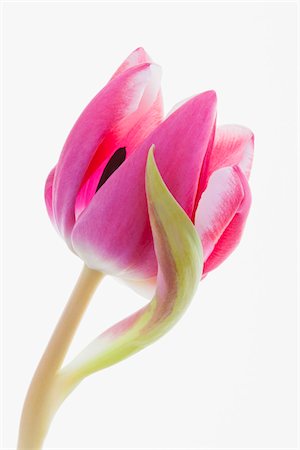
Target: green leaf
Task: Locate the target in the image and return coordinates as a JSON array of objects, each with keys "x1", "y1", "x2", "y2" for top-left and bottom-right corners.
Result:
[{"x1": 59, "y1": 145, "x2": 203, "y2": 389}]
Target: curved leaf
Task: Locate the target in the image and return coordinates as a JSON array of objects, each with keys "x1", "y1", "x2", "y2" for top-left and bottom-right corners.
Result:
[{"x1": 59, "y1": 145, "x2": 203, "y2": 388}]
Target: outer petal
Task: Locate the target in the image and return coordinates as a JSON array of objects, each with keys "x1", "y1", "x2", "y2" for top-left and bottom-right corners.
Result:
[
  {"x1": 195, "y1": 166, "x2": 251, "y2": 275},
  {"x1": 200, "y1": 124, "x2": 254, "y2": 194},
  {"x1": 52, "y1": 62, "x2": 161, "y2": 245},
  {"x1": 110, "y1": 47, "x2": 163, "y2": 153},
  {"x1": 44, "y1": 167, "x2": 56, "y2": 225},
  {"x1": 73, "y1": 48, "x2": 163, "y2": 222},
  {"x1": 71, "y1": 91, "x2": 216, "y2": 280},
  {"x1": 59, "y1": 147, "x2": 202, "y2": 385},
  {"x1": 74, "y1": 66, "x2": 163, "y2": 221}
]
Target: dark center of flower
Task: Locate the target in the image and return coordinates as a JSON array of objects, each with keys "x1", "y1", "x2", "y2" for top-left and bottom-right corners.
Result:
[{"x1": 95, "y1": 147, "x2": 126, "y2": 192}]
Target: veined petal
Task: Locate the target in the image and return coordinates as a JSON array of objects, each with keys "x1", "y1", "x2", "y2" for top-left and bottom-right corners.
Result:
[
  {"x1": 203, "y1": 167, "x2": 251, "y2": 274},
  {"x1": 74, "y1": 48, "x2": 163, "y2": 222},
  {"x1": 52, "y1": 62, "x2": 161, "y2": 245},
  {"x1": 200, "y1": 125, "x2": 254, "y2": 193},
  {"x1": 74, "y1": 63, "x2": 163, "y2": 222},
  {"x1": 195, "y1": 166, "x2": 251, "y2": 275},
  {"x1": 72, "y1": 91, "x2": 216, "y2": 280},
  {"x1": 110, "y1": 47, "x2": 152, "y2": 79},
  {"x1": 59, "y1": 147, "x2": 202, "y2": 384}
]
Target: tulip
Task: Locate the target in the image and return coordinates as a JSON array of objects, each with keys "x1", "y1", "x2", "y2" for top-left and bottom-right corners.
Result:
[
  {"x1": 18, "y1": 48, "x2": 253, "y2": 449},
  {"x1": 45, "y1": 48, "x2": 253, "y2": 295}
]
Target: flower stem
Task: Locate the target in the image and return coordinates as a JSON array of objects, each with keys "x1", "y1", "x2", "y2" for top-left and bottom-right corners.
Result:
[{"x1": 17, "y1": 265, "x2": 103, "y2": 450}]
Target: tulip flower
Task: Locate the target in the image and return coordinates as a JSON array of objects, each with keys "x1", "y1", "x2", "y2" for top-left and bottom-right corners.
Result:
[
  {"x1": 18, "y1": 48, "x2": 253, "y2": 449},
  {"x1": 45, "y1": 47, "x2": 253, "y2": 296}
]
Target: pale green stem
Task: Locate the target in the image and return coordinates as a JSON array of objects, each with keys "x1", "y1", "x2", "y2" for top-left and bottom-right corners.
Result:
[{"x1": 17, "y1": 265, "x2": 103, "y2": 450}]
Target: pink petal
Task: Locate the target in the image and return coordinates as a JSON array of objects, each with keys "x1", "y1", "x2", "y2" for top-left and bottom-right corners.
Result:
[
  {"x1": 44, "y1": 166, "x2": 56, "y2": 225},
  {"x1": 71, "y1": 91, "x2": 217, "y2": 280},
  {"x1": 74, "y1": 72, "x2": 163, "y2": 221},
  {"x1": 110, "y1": 47, "x2": 152, "y2": 80},
  {"x1": 195, "y1": 166, "x2": 251, "y2": 275},
  {"x1": 52, "y1": 62, "x2": 162, "y2": 246},
  {"x1": 200, "y1": 124, "x2": 254, "y2": 193}
]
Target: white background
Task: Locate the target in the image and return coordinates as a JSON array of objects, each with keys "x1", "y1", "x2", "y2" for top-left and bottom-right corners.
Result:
[{"x1": 2, "y1": 2, "x2": 298, "y2": 449}]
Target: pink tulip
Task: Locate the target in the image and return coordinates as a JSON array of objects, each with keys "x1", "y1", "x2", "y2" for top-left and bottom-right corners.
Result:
[
  {"x1": 45, "y1": 48, "x2": 254, "y2": 294},
  {"x1": 19, "y1": 50, "x2": 254, "y2": 447}
]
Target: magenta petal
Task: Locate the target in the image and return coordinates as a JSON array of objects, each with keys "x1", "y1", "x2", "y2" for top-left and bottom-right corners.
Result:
[
  {"x1": 195, "y1": 166, "x2": 251, "y2": 275},
  {"x1": 52, "y1": 62, "x2": 161, "y2": 246},
  {"x1": 201, "y1": 125, "x2": 254, "y2": 190},
  {"x1": 44, "y1": 167, "x2": 56, "y2": 225},
  {"x1": 71, "y1": 91, "x2": 216, "y2": 280},
  {"x1": 110, "y1": 47, "x2": 152, "y2": 80}
]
